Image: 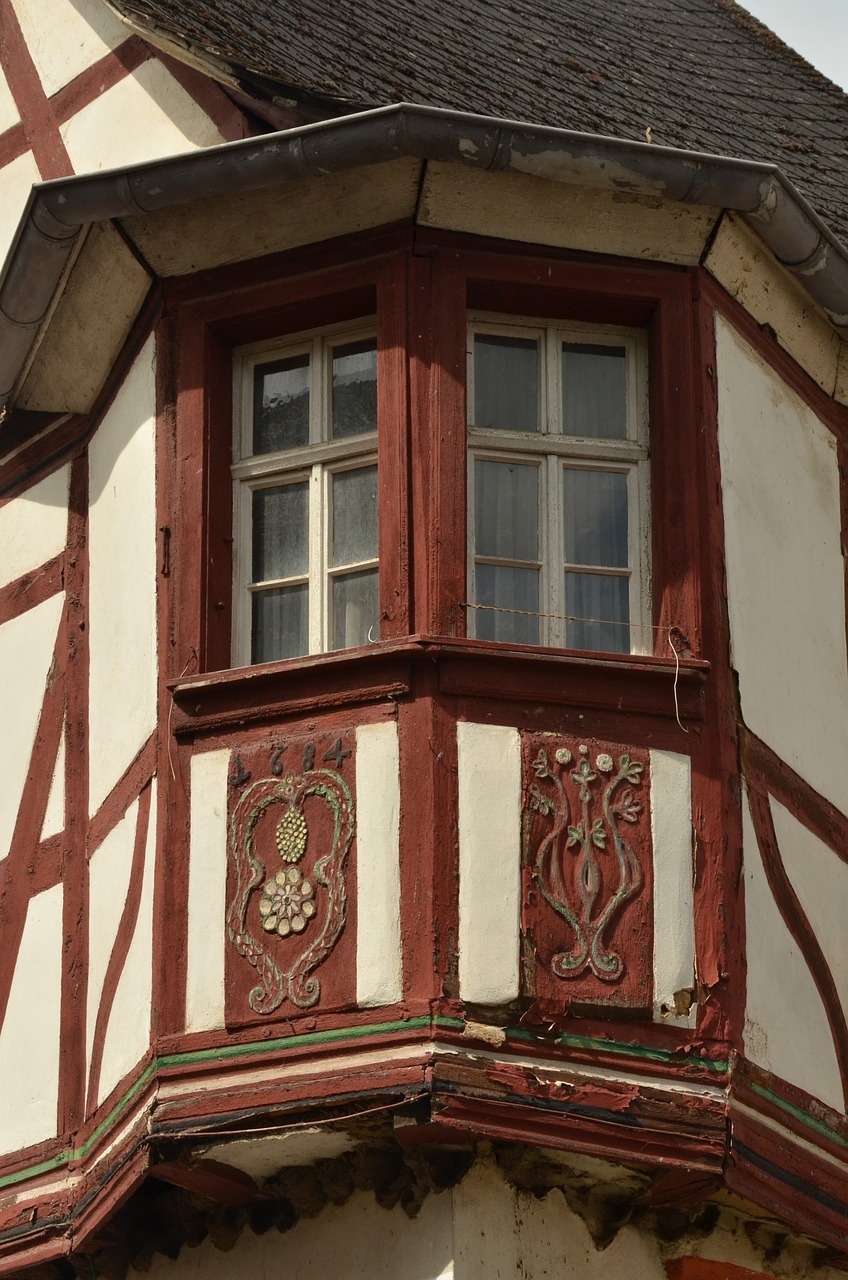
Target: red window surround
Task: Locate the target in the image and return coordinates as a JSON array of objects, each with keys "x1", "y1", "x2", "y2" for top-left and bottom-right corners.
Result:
[{"x1": 163, "y1": 226, "x2": 706, "y2": 694}]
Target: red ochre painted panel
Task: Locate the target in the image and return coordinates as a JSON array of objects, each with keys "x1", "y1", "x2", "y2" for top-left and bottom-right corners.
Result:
[
  {"x1": 520, "y1": 732, "x2": 653, "y2": 1017},
  {"x1": 224, "y1": 728, "x2": 357, "y2": 1028},
  {"x1": 666, "y1": 1263, "x2": 768, "y2": 1280}
]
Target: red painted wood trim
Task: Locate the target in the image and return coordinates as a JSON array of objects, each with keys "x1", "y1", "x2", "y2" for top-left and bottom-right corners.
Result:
[
  {"x1": 839, "y1": 437, "x2": 848, "y2": 690},
  {"x1": 155, "y1": 49, "x2": 248, "y2": 143},
  {"x1": 666, "y1": 1263, "x2": 768, "y2": 1280},
  {"x1": 0, "y1": 119, "x2": 27, "y2": 167},
  {"x1": 742, "y1": 726, "x2": 848, "y2": 865},
  {"x1": 730, "y1": 1054, "x2": 848, "y2": 1164},
  {"x1": 0, "y1": 603, "x2": 66, "y2": 1031},
  {"x1": 86, "y1": 782, "x2": 152, "y2": 1115},
  {"x1": 0, "y1": 0, "x2": 72, "y2": 179},
  {"x1": 0, "y1": 554, "x2": 63, "y2": 625},
  {"x1": 49, "y1": 35, "x2": 151, "y2": 124},
  {"x1": 58, "y1": 452, "x2": 89, "y2": 1134},
  {"x1": 0, "y1": 414, "x2": 90, "y2": 501},
  {"x1": 376, "y1": 254, "x2": 410, "y2": 639},
  {"x1": 688, "y1": 284, "x2": 745, "y2": 1047},
  {"x1": 698, "y1": 268, "x2": 848, "y2": 445},
  {"x1": 747, "y1": 783, "x2": 848, "y2": 1111},
  {"x1": 87, "y1": 735, "x2": 157, "y2": 855}
]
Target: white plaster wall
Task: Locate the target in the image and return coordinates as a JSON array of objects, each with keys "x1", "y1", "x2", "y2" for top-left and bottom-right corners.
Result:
[
  {"x1": 98, "y1": 778, "x2": 156, "y2": 1105},
  {"x1": 0, "y1": 591, "x2": 64, "y2": 862},
  {"x1": 457, "y1": 722, "x2": 521, "y2": 1005},
  {"x1": 0, "y1": 883, "x2": 63, "y2": 1155},
  {"x1": 0, "y1": 463, "x2": 69, "y2": 589},
  {"x1": 88, "y1": 337, "x2": 157, "y2": 817},
  {"x1": 0, "y1": 64, "x2": 19, "y2": 133},
  {"x1": 356, "y1": 721, "x2": 402, "y2": 1007},
  {"x1": 772, "y1": 798, "x2": 848, "y2": 1022},
  {"x1": 0, "y1": 148, "x2": 41, "y2": 270},
  {"x1": 649, "y1": 750, "x2": 695, "y2": 1026},
  {"x1": 86, "y1": 798, "x2": 140, "y2": 1079},
  {"x1": 40, "y1": 725, "x2": 65, "y2": 840},
  {"x1": 186, "y1": 751, "x2": 230, "y2": 1034},
  {"x1": 742, "y1": 798, "x2": 844, "y2": 1112},
  {"x1": 716, "y1": 315, "x2": 848, "y2": 815},
  {"x1": 136, "y1": 1184, "x2": 454, "y2": 1280},
  {"x1": 60, "y1": 60, "x2": 224, "y2": 173},
  {"x1": 10, "y1": 0, "x2": 127, "y2": 97}
]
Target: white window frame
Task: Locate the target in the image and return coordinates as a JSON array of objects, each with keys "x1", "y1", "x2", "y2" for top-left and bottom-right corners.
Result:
[
  {"x1": 232, "y1": 319, "x2": 378, "y2": 666},
  {"x1": 467, "y1": 313, "x2": 651, "y2": 653}
]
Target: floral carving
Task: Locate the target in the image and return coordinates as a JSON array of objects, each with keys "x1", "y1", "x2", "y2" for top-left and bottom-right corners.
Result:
[
  {"x1": 524, "y1": 742, "x2": 646, "y2": 983},
  {"x1": 227, "y1": 765, "x2": 354, "y2": 1014}
]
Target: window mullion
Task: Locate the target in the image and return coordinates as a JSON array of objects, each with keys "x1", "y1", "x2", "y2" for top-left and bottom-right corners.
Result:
[
  {"x1": 545, "y1": 456, "x2": 561, "y2": 648},
  {"x1": 308, "y1": 462, "x2": 324, "y2": 653}
]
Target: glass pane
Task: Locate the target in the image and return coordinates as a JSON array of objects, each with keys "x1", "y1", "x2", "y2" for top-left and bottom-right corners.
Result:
[
  {"x1": 253, "y1": 354, "x2": 310, "y2": 453},
  {"x1": 332, "y1": 569, "x2": 379, "y2": 649},
  {"x1": 565, "y1": 572, "x2": 630, "y2": 653},
  {"x1": 252, "y1": 484, "x2": 308, "y2": 582},
  {"x1": 562, "y1": 343, "x2": 627, "y2": 439},
  {"x1": 332, "y1": 338, "x2": 377, "y2": 438},
  {"x1": 473, "y1": 334, "x2": 539, "y2": 432},
  {"x1": 252, "y1": 584, "x2": 308, "y2": 662},
  {"x1": 475, "y1": 460, "x2": 538, "y2": 562},
  {"x1": 332, "y1": 467, "x2": 378, "y2": 566},
  {"x1": 563, "y1": 468, "x2": 628, "y2": 568},
  {"x1": 475, "y1": 564, "x2": 539, "y2": 644}
]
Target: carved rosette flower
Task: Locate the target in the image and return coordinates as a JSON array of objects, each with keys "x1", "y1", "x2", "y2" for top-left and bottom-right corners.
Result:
[{"x1": 259, "y1": 866, "x2": 316, "y2": 937}]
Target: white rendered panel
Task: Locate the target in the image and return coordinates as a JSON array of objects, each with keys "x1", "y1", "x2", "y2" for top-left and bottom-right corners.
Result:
[
  {"x1": 772, "y1": 798, "x2": 848, "y2": 1018},
  {"x1": 742, "y1": 798, "x2": 843, "y2": 1112},
  {"x1": 0, "y1": 884, "x2": 63, "y2": 1154},
  {"x1": 0, "y1": 592, "x2": 63, "y2": 862},
  {"x1": 98, "y1": 779, "x2": 156, "y2": 1105},
  {"x1": 457, "y1": 722, "x2": 521, "y2": 1004},
  {"x1": 0, "y1": 64, "x2": 19, "y2": 132},
  {"x1": 61, "y1": 61, "x2": 224, "y2": 173},
  {"x1": 88, "y1": 338, "x2": 157, "y2": 816},
  {"x1": 10, "y1": 0, "x2": 127, "y2": 97},
  {"x1": 717, "y1": 316, "x2": 848, "y2": 815},
  {"x1": 0, "y1": 464, "x2": 69, "y2": 589},
  {"x1": 186, "y1": 751, "x2": 230, "y2": 1032},
  {"x1": 86, "y1": 798, "x2": 139, "y2": 1077},
  {"x1": 140, "y1": 1187, "x2": 453, "y2": 1280},
  {"x1": 355, "y1": 721, "x2": 401, "y2": 1007},
  {"x1": 650, "y1": 750, "x2": 695, "y2": 1025},
  {"x1": 40, "y1": 724, "x2": 65, "y2": 840},
  {"x1": 0, "y1": 149, "x2": 40, "y2": 273}
]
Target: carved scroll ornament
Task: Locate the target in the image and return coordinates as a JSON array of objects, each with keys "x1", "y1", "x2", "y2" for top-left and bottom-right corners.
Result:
[{"x1": 227, "y1": 765, "x2": 354, "y2": 1015}]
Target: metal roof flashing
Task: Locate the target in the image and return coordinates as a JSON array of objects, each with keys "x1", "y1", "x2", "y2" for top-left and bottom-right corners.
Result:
[{"x1": 2, "y1": 102, "x2": 847, "y2": 425}]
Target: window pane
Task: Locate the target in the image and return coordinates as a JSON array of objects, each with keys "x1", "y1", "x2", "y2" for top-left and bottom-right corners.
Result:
[
  {"x1": 475, "y1": 564, "x2": 539, "y2": 645},
  {"x1": 565, "y1": 572, "x2": 630, "y2": 653},
  {"x1": 332, "y1": 569, "x2": 379, "y2": 649},
  {"x1": 562, "y1": 344, "x2": 627, "y2": 439},
  {"x1": 563, "y1": 468, "x2": 628, "y2": 568},
  {"x1": 473, "y1": 334, "x2": 539, "y2": 432},
  {"x1": 253, "y1": 354, "x2": 310, "y2": 453},
  {"x1": 475, "y1": 460, "x2": 538, "y2": 561},
  {"x1": 332, "y1": 467, "x2": 378, "y2": 566},
  {"x1": 332, "y1": 338, "x2": 377, "y2": 438},
  {"x1": 252, "y1": 483, "x2": 308, "y2": 582},
  {"x1": 252, "y1": 584, "x2": 308, "y2": 662}
]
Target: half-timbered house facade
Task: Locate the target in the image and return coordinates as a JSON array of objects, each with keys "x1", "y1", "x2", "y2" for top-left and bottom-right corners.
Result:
[{"x1": 2, "y1": 1, "x2": 848, "y2": 1277}]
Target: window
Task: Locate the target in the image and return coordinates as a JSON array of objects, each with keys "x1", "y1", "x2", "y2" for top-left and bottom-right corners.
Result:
[
  {"x1": 232, "y1": 322, "x2": 380, "y2": 665},
  {"x1": 467, "y1": 315, "x2": 650, "y2": 653}
]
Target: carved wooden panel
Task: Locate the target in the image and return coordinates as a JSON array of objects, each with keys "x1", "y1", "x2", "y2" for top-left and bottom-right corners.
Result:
[
  {"x1": 225, "y1": 729, "x2": 357, "y2": 1027},
  {"x1": 520, "y1": 733, "x2": 653, "y2": 1016}
]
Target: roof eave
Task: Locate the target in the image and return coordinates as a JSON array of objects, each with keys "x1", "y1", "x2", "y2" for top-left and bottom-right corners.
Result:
[{"x1": 2, "y1": 101, "x2": 846, "y2": 416}]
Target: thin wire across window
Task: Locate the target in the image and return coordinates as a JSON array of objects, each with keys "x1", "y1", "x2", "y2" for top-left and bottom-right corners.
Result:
[{"x1": 467, "y1": 317, "x2": 650, "y2": 654}]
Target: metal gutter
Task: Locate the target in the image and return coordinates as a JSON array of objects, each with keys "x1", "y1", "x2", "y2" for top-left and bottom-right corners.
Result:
[{"x1": 2, "y1": 100, "x2": 848, "y2": 410}]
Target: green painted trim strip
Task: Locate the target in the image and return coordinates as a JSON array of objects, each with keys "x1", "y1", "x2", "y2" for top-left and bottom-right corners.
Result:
[
  {"x1": 749, "y1": 1081, "x2": 848, "y2": 1149},
  {"x1": 0, "y1": 1014, "x2": 727, "y2": 1194}
]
